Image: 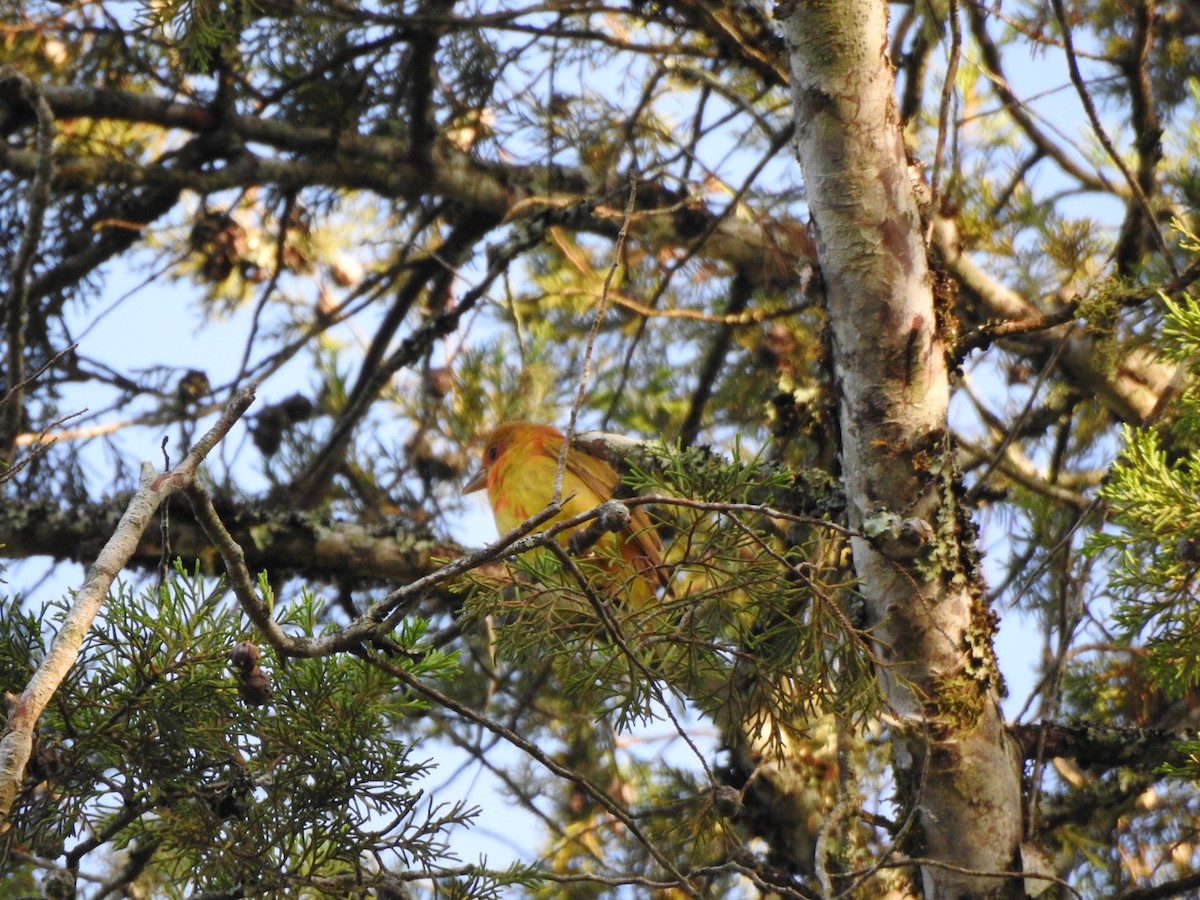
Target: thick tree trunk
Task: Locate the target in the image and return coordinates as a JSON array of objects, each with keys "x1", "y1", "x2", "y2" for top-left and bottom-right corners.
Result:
[{"x1": 776, "y1": 2, "x2": 1025, "y2": 896}]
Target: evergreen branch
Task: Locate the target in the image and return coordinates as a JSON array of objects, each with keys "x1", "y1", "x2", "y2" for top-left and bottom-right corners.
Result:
[
  {"x1": 0, "y1": 386, "x2": 256, "y2": 825},
  {"x1": 1011, "y1": 721, "x2": 1195, "y2": 770},
  {"x1": 364, "y1": 651, "x2": 705, "y2": 898}
]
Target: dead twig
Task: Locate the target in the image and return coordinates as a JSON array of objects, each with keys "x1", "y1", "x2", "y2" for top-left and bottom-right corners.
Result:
[{"x1": 0, "y1": 386, "x2": 256, "y2": 826}]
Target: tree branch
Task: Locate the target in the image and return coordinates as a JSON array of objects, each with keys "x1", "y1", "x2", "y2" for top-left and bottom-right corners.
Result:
[
  {"x1": 933, "y1": 215, "x2": 1177, "y2": 424},
  {"x1": 966, "y1": 5, "x2": 1113, "y2": 194},
  {"x1": 1011, "y1": 721, "x2": 1193, "y2": 770},
  {"x1": 0, "y1": 386, "x2": 256, "y2": 825},
  {"x1": 0, "y1": 66, "x2": 55, "y2": 461},
  {"x1": 0, "y1": 495, "x2": 464, "y2": 586},
  {"x1": 8, "y1": 85, "x2": 808, "y2": 288},
  {"x1": 286, "y1": 215, "x2": 499, "y2": 508},
  {"x1": 1048, "y1": 0, "x2": 1176, "y2": 276}
]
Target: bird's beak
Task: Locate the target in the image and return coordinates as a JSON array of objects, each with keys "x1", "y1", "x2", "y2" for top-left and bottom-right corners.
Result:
[{"x1": 463, "y1": 468, "x2": 487, "y2": 494}]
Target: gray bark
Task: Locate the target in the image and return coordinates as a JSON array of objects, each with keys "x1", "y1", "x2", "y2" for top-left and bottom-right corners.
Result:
[{"x1": 776, "y1": 1, "x2": 1025, "y2": 895}]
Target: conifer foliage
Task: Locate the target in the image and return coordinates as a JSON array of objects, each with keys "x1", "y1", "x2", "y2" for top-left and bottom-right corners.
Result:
[{"x1": 3, "y1": 1, "x2": 1200, "y2": 896}]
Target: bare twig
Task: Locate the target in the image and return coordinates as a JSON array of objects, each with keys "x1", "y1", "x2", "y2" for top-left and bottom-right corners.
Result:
[
  {"x1": 559, "y1": 178, "x2": 638, "y2": 500},
  {"x1": 288, "y1": 215, "x2": 495, "y2": 508},
  {"x1": 1048, "y1": 0, "x2": 1177, "y2": 277},
  {"x1": 602, "y1": 124, "x2": 800, "y2": 429},
  {"x1": 964, "y1": 331, "x2": 1070, "y2": 506},
  {"x1": 928, "y1": 0, "x2": 961, "y2": 217},
  {"x1": 0, "y1": 386, "x2": 256, "y2": 826},
  {"x1": 607, "y1": 288, "x2": 805, "y2": 325},
  {"x1": 0, "y1": 407, "x2": 83, "y2": 487},
  {"x1": 965, "y1": 7, "x2": 1110, "y2": 194},
  {"x1": 0, "y1": 345, "x2": 76, "y2": 414},
  {"x1": 364, "y1": 650, "x2": 704, "y2": 899},
  {"x1": 679, "y1": 273, "x2": 753, "y2": 447}
]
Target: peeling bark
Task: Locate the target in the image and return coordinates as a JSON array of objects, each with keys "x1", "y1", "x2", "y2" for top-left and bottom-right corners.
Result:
[{"x1": 776, "y1": 1, "x2": 1025, "y2": 895}]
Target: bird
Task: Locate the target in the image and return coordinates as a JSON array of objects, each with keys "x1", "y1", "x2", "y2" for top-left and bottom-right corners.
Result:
[{"x1": 463, "y1": 421, "x2": 666, "y2": 607}]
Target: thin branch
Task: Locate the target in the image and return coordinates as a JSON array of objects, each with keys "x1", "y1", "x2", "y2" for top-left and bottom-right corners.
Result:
[
  {"x1": 601, "y1": 123, "x2": 800, "y2": 428},
  {"x1": 955, "y1": 307, "x2": 1079, "y2": 357},
  {"x1": 1048, "y1": 0, "x2": 1177, "y2": 276},
  {"x1": 965, "y1": 6, "x2": 1111, "y2": 193},
  {"x1": 1, "y1": 66, "x2": 55, "y2": 460},
  {"x1": 623, "y1": 494, "x2": 859, "y2": 540},
  {"x1": 560, "y1": 178, "x2": 638, "y2": 500},
  {"x1": 609, "y1": 292, "x2": 805, "y2": 324},
  {"x1": 14, "y1": 418, "x2": 140, "y2": 448},
  {"x1": 287, "y1": 214, "x2": 499, "y2": 508},
  {"x1": 1113, "y1": 1, "x2": 1164, "y2": 273},
  {"x1": 0, "y1": 344, "x2": 76, "y2": 413},
  {"x1": 679, "y1": 272, "x2": 753, "y2": 448},
  {"x1": 928, "y1": 0, "x2": 962, "y2": 217},
  {"x1": 988, "y1": 147, "x2": 1046, "y2": 217},
  {"x1": 0, "y1": 409, "x2": 81, "y2": 485},
  {"x1": 364, "y1": 651, "x2": 704, "y2": 899},
  {"x1": 0, "y1": 386, "x2": 256, "y2": 825},
  {"x1": 1025, "y1": 549, "x2": 1089, "y2": 840},
  {"x1": 184, "y1": 482, "x2": 295, "y2": 652},
  {"x1": 229, "y1": 192, "x2": 297, "y2": 390},
  {"x1": 189, "y1": 485, "x2": 567, "y2": 658},
  {"x1": 0, "y1": 345, "x2": 82, "y2": 486},
  {"x1": 964, "y1": 331, "x2": 1070, "y2": 507},
  {"x1": 832, "y1": 728, "x2": 930, "y2": 899}
]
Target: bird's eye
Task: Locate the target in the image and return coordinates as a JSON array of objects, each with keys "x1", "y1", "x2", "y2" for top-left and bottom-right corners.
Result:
[{"x1": 487, "y1": 445, "x2": 498, "y2": 462}]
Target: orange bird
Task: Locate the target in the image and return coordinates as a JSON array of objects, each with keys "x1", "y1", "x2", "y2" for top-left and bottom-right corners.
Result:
[{"x1": 464, "y1": 422, "x2": 665, "y2": 606}]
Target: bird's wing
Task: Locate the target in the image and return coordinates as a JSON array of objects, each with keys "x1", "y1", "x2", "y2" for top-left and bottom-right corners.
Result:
[{"x1": 562, "y1": 442, "x2": 666, "y2": 578}]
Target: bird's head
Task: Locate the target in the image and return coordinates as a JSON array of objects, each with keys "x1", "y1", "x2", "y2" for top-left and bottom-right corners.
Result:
[{"x1": 462, "y1": 421, "x2": 561, "y2": 494}]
